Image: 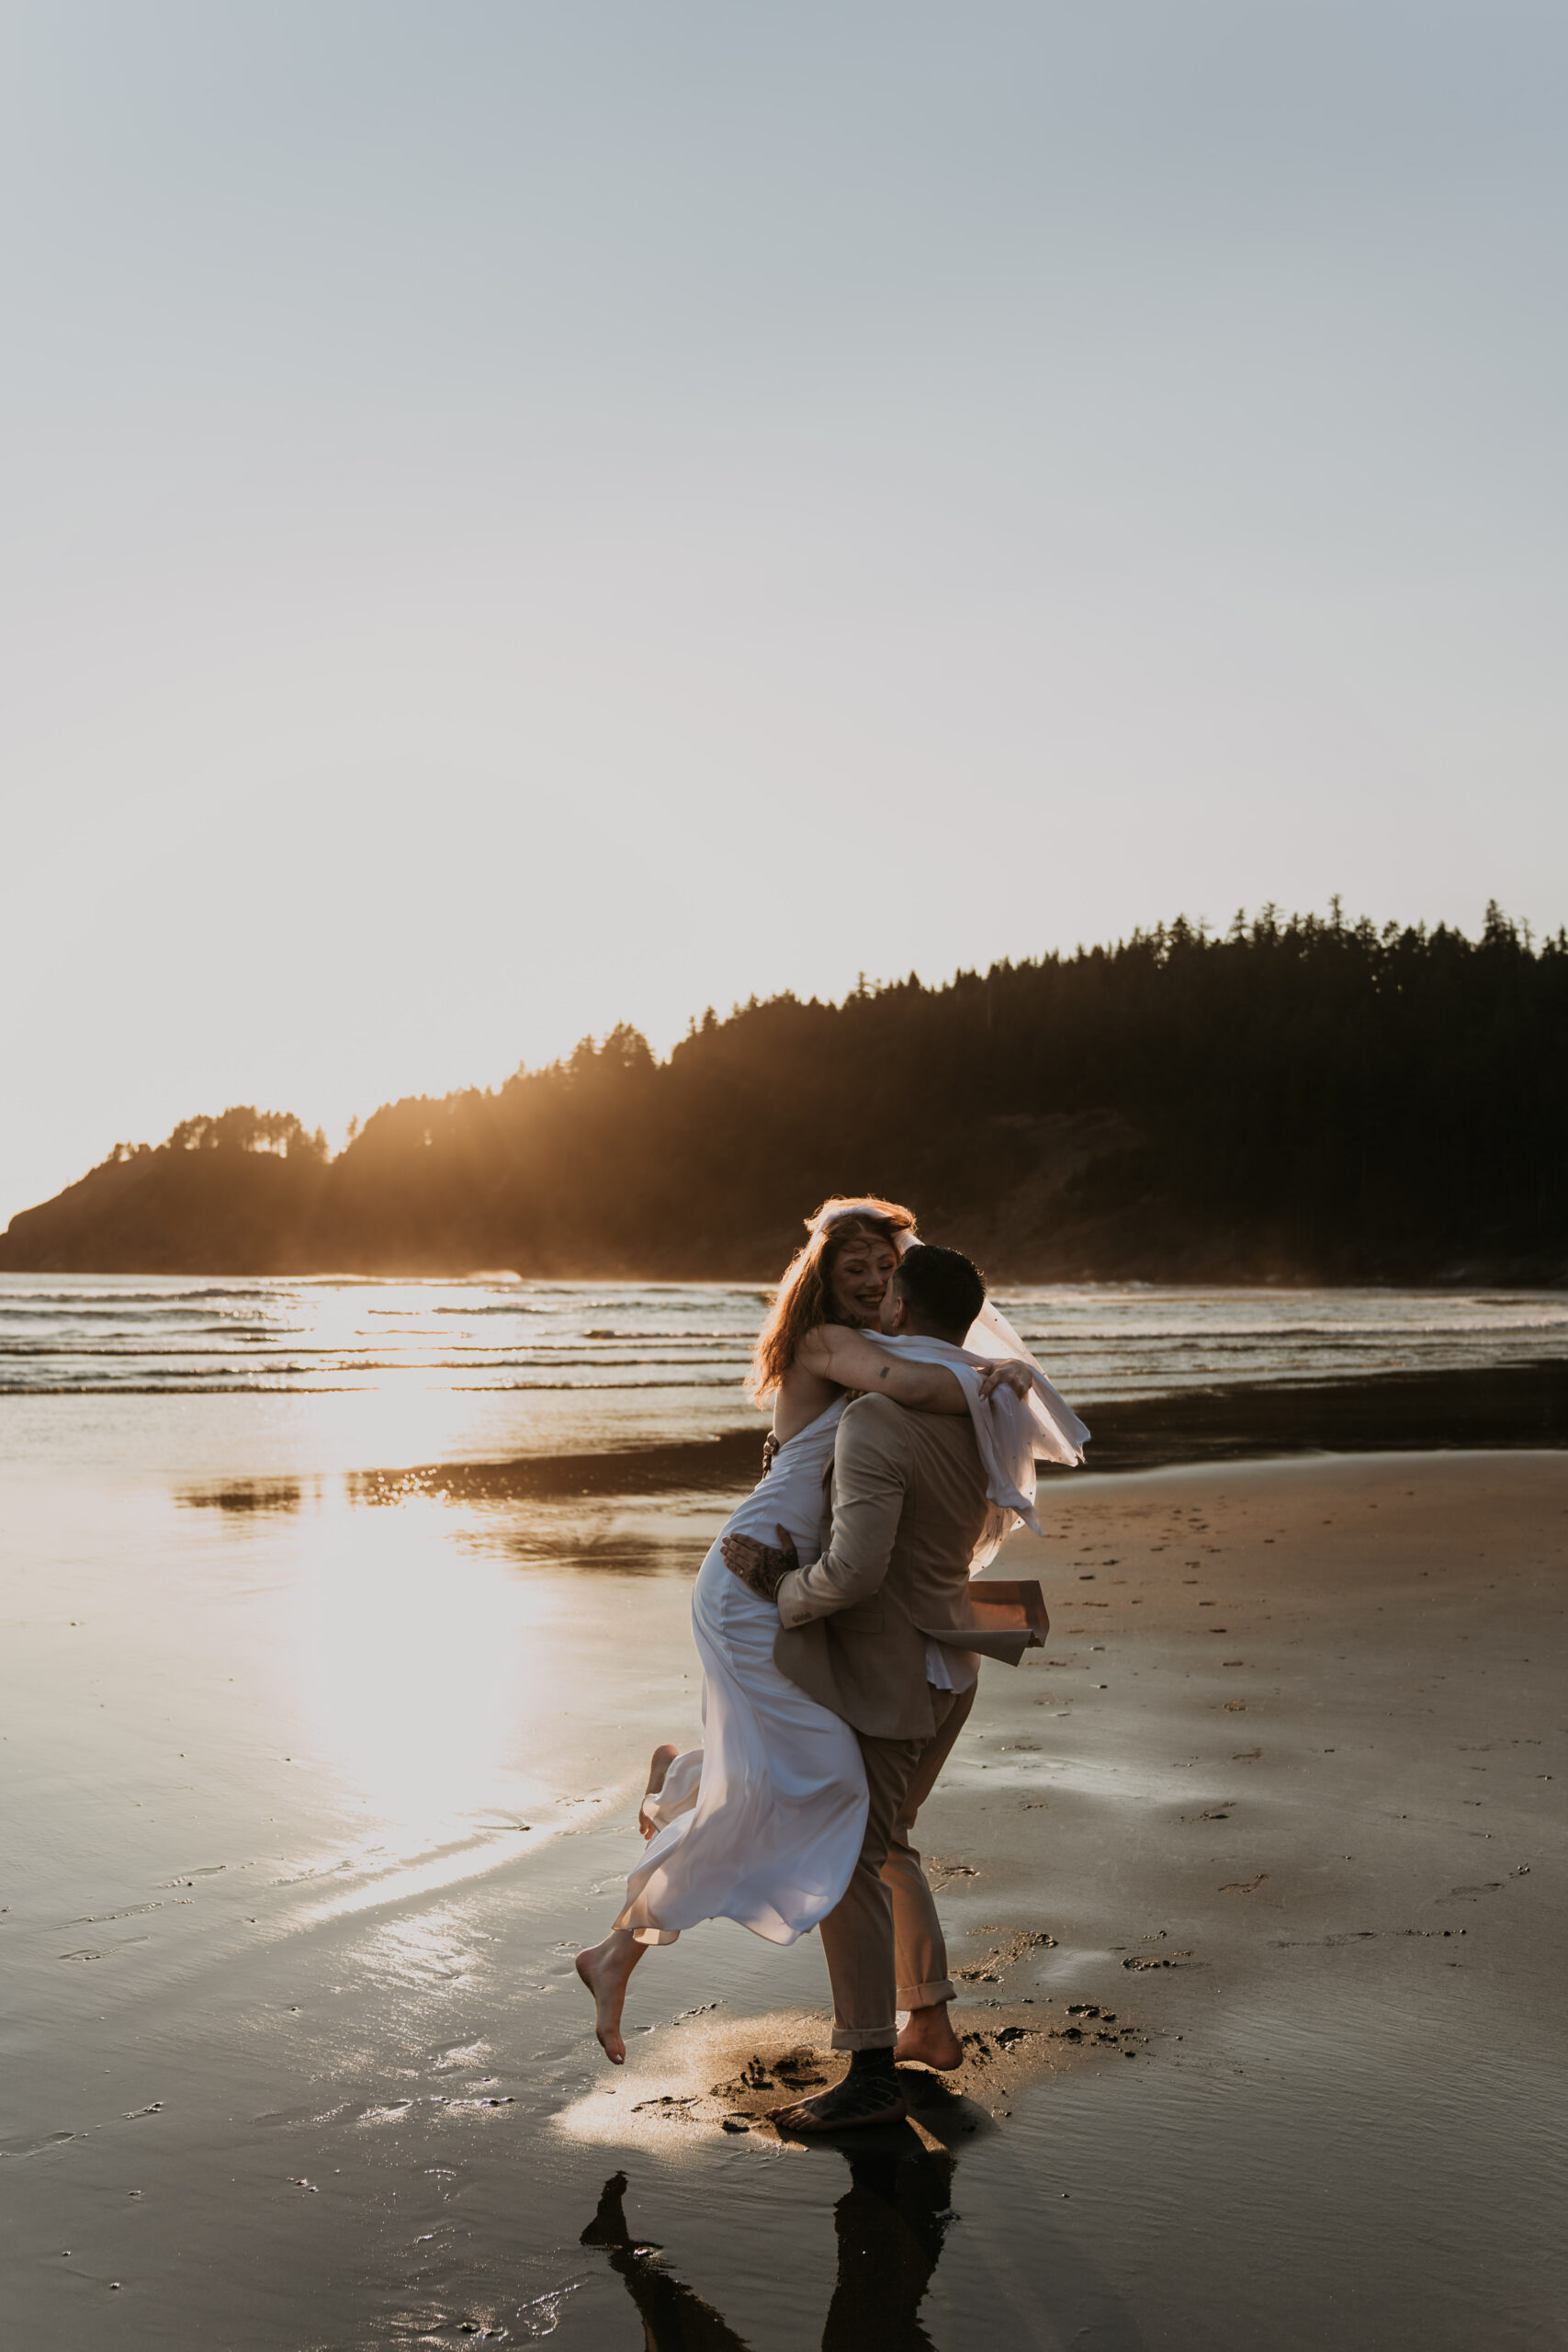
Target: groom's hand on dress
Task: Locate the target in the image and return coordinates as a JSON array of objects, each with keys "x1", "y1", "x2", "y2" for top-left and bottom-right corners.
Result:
[{"x1": 719, "y1": 1526, "x2": 799, "y2": 1602}]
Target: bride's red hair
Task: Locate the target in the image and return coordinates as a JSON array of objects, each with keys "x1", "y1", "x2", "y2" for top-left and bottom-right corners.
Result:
[{"x1": 748, "y1": 1195, "x2": 918, "y2": 1402}]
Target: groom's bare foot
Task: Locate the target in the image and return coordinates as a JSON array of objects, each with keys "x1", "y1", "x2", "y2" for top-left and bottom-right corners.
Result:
[
  {"x1": 770, "y1": 2058, "x2": 908, "y2": 2135},
  {"x1": 575, "y1": 1929, "x2": 645, "y2": 2065},
  {"x1": 895, "y1": 2001, "x2": 964, "y2": 2072},
  {"x1": 637, "y1": 1744, "x2": 680, "y2": 1840}
]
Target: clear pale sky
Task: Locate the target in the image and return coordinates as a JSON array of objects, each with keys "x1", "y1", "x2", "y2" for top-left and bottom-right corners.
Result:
[{"x1": 4, "y1": 1, "x2": 1564, "y2": 1224}]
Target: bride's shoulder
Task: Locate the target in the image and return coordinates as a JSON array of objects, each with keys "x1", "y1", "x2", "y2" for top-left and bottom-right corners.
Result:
[
  {"x1": 797, "y1": 1320, "x2": 884, "y2": 1373},
  {"x1": 771, "y1": 1353, "x2": 841, "y2": 1443},
  {"x1": 792, "y1": 1321, "x2": 846, "y2": 1370}
]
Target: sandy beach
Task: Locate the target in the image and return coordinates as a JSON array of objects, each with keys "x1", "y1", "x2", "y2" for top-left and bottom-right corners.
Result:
[{"x1": 3, "y1": 1430, "x2": 1563, "y2": 2349}]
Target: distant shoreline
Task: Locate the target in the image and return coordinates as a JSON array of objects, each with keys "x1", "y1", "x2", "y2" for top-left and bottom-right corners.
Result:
[
  {"x1": 3, "y1": 1263, "x2": 1565, "y2": 1288},
  {"x1": 170, "y1": 1361, "x2": 1568, "y2": 1517},
  {"x1": 1066, "y1": 1358, "x2": 1568, "y2": 1471}
]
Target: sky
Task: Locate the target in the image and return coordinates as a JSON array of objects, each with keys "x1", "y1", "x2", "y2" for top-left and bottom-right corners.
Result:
[{"x1": 3, "y1": 0, "x2": 1565, "y2": 1223}]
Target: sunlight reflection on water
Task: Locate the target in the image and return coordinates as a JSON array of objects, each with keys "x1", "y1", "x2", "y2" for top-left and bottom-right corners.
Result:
[{"x1": 293, "y1": 1490, "x2": 557, "y2": 1824}]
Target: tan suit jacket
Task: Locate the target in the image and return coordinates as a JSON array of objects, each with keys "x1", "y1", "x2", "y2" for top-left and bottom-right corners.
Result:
[{"x1": 773, "y1": 1393, "x2": 1030, "y2": 1741}]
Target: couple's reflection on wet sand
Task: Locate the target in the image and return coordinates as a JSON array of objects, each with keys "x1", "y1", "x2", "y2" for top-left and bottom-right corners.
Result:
[{"x1": 581, "y1": 2123, "x2": 956, "y2": 2351}]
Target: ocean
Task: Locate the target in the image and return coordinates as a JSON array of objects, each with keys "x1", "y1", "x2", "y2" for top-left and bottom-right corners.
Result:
[{"x1": 5, "y1": 1270, "x2": 1564, "y2": 1411}]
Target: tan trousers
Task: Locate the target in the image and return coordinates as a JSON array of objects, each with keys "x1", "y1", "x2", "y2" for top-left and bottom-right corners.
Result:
[{"x1": 818, "y1": 1681, "x2": 976, "y2": 2051}]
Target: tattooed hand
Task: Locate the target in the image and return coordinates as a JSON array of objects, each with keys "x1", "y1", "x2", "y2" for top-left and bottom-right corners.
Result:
[{"x1": 719, "y1": 1523, "x2": 799, "y2": 1602}]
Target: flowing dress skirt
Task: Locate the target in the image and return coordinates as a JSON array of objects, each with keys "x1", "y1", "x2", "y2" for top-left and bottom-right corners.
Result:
[{"x1": 615, "y1": 1404, "x2": 868, "y2": 1946}]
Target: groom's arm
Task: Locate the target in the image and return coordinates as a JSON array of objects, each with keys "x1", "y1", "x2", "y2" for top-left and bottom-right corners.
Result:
[{"x1": 775, "y1": 1396, "x2": 912, "y2": 1628}]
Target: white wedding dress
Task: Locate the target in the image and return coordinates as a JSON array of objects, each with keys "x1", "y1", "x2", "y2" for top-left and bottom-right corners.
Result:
[
  {"x1": 615, "y1": 1326, "x2": 1089, "y2": 1950},
  {"x1": 615, "y1": 1397, "x2": 863, "y2": 1946}
]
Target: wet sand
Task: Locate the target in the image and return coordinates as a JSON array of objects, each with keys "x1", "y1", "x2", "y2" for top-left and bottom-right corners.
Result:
[
  {"x1": 2, "y1": 1442, "x2": 1563, "y2": 2348},
  {"x1": 336, "y1": 1357, "x2": 1568, "y2": 1502}
]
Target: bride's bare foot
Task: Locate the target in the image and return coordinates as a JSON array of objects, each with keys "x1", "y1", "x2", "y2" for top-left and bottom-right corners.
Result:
[
  {"x1": 638, "y1": 1743, "x2": 681, "y2": 1840},
  {"x1": 575, "y1": 1929, "x2": 646, "y2": 2065},
  {"x1": 895, "y1": 2000, "x2": 964, "y2": 2072}
]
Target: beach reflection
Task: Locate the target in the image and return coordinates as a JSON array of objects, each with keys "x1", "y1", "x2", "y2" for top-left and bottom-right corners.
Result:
[
  {"x1": 583, "y1": 2132, "x2": 960, "y2": 2351},
  {"x1": 294, "y1": 1490, "x2": 559, "y2": 1828}
]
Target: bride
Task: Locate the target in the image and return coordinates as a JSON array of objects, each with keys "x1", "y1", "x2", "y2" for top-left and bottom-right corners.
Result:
[{"x1": 575, "y1": 1196, "x2": 1088, "y2": 2063}]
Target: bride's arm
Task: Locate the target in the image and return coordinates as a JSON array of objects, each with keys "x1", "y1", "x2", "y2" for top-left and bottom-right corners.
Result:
[
  {"x1": 795, "y1": 1325, "x2": 1034, "y2": 1414},
  {"x1": 796, "y1": 1324, "x2": 964, "y2": 1410}
]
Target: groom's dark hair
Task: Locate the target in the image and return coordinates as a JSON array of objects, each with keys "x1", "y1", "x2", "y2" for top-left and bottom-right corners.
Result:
[{"x1": 893, "y1": 1244, "x2": 986, "y2": 1341}]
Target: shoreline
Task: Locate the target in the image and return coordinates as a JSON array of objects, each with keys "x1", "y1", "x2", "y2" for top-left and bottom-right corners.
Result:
[{"x1": 205, "y1": 1359, "x2": 1568, "y2": 1515}]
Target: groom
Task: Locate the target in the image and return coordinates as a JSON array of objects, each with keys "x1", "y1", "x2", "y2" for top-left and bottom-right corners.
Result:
[{"x1": 722, "y1": 1243, "x2": 1033, "y2": 2132}]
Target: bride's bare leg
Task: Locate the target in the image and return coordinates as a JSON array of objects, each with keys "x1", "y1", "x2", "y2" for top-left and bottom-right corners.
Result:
[
  {"x1": 638, "y1": 1743, "x2": 681, "y2": 1840},
  {"x1": 579, "y1": 1748, "x2": 678, "y2": 2063},
  {"x1": 575, "y1": 1928, "x2": 647, "y2": 2065}
]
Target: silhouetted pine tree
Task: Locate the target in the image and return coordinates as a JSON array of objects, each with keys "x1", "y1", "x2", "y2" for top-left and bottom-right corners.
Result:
[{"x1": 4, "y1": 909, "x2": 1562, "y2": 1279}]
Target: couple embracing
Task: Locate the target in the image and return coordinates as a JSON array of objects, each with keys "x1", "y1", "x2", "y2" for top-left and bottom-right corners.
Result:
[{"x1": 577, "y1": 1196, "x2": 1088, "y2": 2132}]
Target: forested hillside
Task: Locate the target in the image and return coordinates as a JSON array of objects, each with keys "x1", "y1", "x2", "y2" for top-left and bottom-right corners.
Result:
[{"x1": 6, "y1": 906, "x2": 1563, "y2": 1282}]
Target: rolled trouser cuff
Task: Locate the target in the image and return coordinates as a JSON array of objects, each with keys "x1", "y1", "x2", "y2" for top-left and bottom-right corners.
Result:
[
  {"x1": 829, "y1": 2022, "x2": 898, "y2": 2052},
  {"x1": 897, "y1": 1977, "x2": 955, "y2": 2008}
]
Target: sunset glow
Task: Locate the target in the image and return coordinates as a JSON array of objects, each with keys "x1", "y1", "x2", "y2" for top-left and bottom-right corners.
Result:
[{"x1": 5, "y1": 6, "x2": 1567, "y2": 1223}]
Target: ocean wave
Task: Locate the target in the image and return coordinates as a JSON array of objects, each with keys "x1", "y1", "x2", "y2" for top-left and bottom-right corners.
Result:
[
  {"x1": 579, "y1": 1328, "x2": 761, "y2": 1340},
  {"x1": 0, "y1": 1305, "x2": 278, "y2": 1325},
  {"x1": 0, "y1": 1374, "x2": 745, "y2": 1396},
  {"x1": 0, "y1": 1374, "x2": 311, "y2": 1391},
  {"x1": 374, "y1": 1304, "x2": 546, "y2": 1317},
  {"x1": 1, "y1": 1278, "x2": 1562, "y2": 1415},
  {"x1": 0, "y1": 1287, "x2": 283, "y2": 1306},
  {"x1": 1016, "y1": 1317, "x2": 1568, "y2": 1342}
]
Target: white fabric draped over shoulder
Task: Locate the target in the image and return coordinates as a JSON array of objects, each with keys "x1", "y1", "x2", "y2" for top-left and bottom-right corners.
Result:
[
  {"x1": 964, "y1": 1295, "x2": 1091, "y2": 1470},
  {"x1": 874, "y1": 1329, "x2": 1082, "y2": 1554}
]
